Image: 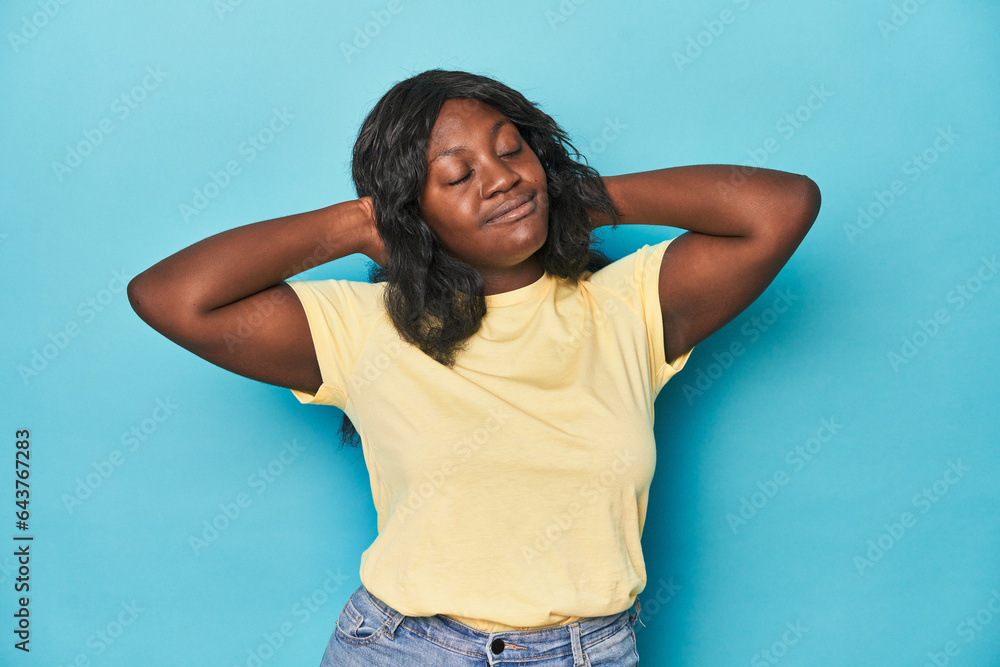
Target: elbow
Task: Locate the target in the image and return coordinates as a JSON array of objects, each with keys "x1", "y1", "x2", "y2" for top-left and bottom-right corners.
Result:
[
  {"x1": 756, "y1": 174, "x2": 821, "y2": 248},
  {"x1": 127, "y1": 270, "x2": 206, "y2": 343},
  {"x1": 793, "y1": 174, "x2": 822, "y2": 230},
  {"x1": 127, "y1": 270, "x2": 177, "y2": 331},
  {"x1": 127, "y1": 271, "x2": 154, "y2": 321}
]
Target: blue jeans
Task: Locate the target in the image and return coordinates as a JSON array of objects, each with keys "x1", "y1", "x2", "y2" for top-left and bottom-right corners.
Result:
[{"x1": 319, "y1": 583, "x2": 642, "y2": 665}]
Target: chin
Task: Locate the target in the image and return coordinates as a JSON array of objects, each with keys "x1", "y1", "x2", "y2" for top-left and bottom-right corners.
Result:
[{"x1": 519, "y1": 219, "x2": 549, "y2": 254}]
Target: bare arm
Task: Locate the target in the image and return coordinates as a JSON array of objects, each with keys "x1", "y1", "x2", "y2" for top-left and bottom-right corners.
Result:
[
  {"x1": 594, "y1": 165, "x2": 821, "y2": 362},
  {"x1": 127, "y1": 197, "x2": 384, "y2": 394}
]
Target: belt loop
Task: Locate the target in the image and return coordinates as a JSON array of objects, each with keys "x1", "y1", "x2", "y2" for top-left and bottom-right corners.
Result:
[
  {"x1": 569, "y1": 622, "x2": 585, "y2": 666},
  {"x1": 385, "y1": 610, "x2": 405, "y2": 640}
]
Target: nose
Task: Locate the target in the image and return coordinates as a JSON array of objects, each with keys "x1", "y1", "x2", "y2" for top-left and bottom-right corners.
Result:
[{"x1": 480, "y1": 154, "x2": 520, "y2": 198}]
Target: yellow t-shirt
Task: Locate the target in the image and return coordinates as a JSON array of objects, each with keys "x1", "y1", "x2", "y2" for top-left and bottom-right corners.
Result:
[{"x1": 286, "y1": 238, "x2": 692, "y2": 633}]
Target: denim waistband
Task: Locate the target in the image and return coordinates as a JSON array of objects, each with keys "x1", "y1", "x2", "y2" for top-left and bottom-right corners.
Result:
[{"x1": 348, "y1": 583, "x2": 641, "y2": 664}]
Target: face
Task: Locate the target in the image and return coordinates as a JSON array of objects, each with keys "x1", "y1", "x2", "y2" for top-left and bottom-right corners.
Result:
[{"x1": 418, "y1": 98, "x2": 550, "y2": 278}]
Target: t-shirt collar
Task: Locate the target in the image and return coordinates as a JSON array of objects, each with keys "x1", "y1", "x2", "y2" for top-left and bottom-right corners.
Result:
[{"x1": 484, "y1": 271, "x2": 552, "y2": 307}]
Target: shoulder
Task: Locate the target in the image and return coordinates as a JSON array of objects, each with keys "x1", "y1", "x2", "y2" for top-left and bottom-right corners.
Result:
[
  {"x1": 584, "y1": 238, "x2": 676, "y2": 300},
  {"x1": 285, "y1": 278, "x2": 386, "y2": 319},
  {"x1": 286, "y1": 278, "x2": 385, "y2": 300}
]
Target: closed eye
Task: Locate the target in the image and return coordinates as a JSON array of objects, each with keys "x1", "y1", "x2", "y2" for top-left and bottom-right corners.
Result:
[{"x1": 447, "y1": 147, "x2": 524, "y2": 186}]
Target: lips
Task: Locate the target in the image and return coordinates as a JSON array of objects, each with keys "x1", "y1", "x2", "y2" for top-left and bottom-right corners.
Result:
[{"x1": 486, "y1": 193, "x2": 535, "y2": 225}]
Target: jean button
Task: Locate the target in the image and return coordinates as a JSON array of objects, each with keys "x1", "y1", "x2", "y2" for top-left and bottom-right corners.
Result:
[{"x1": 490, "y1": 638, "x2": 505, "y2": 654}]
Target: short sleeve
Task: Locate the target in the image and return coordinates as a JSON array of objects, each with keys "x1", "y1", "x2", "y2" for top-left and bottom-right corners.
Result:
[
  {"x1": 284, "y1": 279, "x2": 383, "y2": 407},
  {"x1": 588, "y1": 237, "x2": 694, "y2": 396}
]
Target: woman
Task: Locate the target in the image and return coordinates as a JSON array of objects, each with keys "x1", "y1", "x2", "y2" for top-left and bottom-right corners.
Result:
[{"x1": 128, "y1": 69, "x2": 820, "y2": 665}]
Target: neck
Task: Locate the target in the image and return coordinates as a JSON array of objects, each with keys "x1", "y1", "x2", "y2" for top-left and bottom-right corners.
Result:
[{"x1": 479, "y1": 257, "x2": 545, "y2": 296}]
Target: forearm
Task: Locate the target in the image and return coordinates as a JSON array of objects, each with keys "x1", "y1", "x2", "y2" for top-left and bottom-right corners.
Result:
[
  {"x1": 129, "y1": 198, "x2": 374, "y2": 316},
  {"x1": 596, "y1": 165, "x2": 820, "y2": 239}
]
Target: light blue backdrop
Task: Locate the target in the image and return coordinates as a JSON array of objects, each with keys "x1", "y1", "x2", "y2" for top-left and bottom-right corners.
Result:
[{"x1": 2, "y1": 1, "x2": 998, "y2": 665}]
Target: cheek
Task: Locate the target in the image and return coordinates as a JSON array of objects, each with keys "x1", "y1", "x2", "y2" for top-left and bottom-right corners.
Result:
[
  {"x1": 419, "y1": 199, "x2": 472, "y2": 243},
  {"x1": 422, "y1": 187, "x2": 463, "y2": 219},
  {"x1": 440, "y1": 198, "x2": 478, "y2": 227},
  {"x1": 417, "y1": 194, "x2": 446, "y2": 226},
  {"x1": 536, "y1": 191, "x2": 551, "y2": 224}
]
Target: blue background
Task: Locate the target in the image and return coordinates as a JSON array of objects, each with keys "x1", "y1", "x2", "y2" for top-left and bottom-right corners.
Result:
[{"x1": 2, "y1": 1, "x2": 999, "y2": 665}]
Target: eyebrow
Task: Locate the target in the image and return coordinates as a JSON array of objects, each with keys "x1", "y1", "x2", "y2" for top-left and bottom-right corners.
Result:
[{"x1": 428, "y1": 118, "x2": 511, "y2": 165}]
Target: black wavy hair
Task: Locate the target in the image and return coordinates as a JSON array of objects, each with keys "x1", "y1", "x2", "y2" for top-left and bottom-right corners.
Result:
[{"x1": 337, "y1": 68, "x2": 620, "y2": 448}]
